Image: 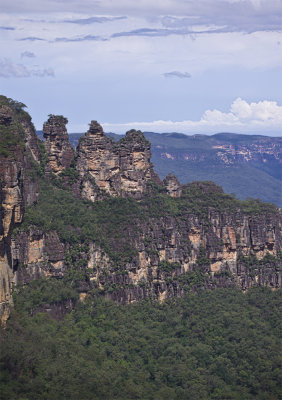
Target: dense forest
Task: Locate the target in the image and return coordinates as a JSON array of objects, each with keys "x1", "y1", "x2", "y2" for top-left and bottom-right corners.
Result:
[{"x1": 0, "y1": 283, "x2": 281, "y2": 400}]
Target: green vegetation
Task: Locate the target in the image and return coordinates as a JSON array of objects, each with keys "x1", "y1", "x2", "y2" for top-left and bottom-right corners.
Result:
[
  {"x1": 0, "y1": 95, "x2": 40, "y2": 160},
  {"x1": 238, "y1": 253, "x2": 282, "y2": 278},
  {"x1": 22, "y1": 179, "x2": 144, "y2": 263},
  {"x1": 21, "y1": 177, "x2": 277, "y2": 267},
  {"x1": 0, "y1": 95, "x2": 30, "y2": 121},
  {"x1": 1, "y1": 285, "x2": 281, "y2": 400},
  {"x1": 0, "y1": 123, "x2": 24, "y2": 158},
  {"x1": 158, "y1": 261, "x2": 181, "y2": 273},
  {"x1": 0, "y1": 96, "x2": 28, "y2": 158}
]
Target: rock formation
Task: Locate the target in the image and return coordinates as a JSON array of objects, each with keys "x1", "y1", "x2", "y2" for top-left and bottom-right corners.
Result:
[
  {"x1": 76, "y1": 122, "x2": 161, "y2": 200},
  {"x1": 164, "y1": 173, "x2": 182, "y2": 197},
  {"x1": 43, "y1": 115, "x2": 74, "y2": 175},
  {"x1": 0, "y1": 96, "x2": 281, "y2": 323}
]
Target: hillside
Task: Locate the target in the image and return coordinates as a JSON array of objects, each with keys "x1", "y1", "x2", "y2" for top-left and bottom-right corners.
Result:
[
  {"x1": 1, "y1": 96, "x2": 282, "y2": 399},
  {"x1": 44, "y1": 130, "x2": 281, "y2": 207}
]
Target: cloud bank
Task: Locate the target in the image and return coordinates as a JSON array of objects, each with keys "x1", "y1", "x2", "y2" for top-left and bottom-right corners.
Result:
[
  {"x1": 102, "y1": 98, "x2": 282, "y2": 135},
  {"x1": 2, "y1": 0, "x2": 282, "y2": 34}
]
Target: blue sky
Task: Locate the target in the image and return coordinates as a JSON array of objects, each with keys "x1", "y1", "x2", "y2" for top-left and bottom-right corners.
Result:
[{"x1": 0, "y1": 0, "x2": 282, "y2": 135}]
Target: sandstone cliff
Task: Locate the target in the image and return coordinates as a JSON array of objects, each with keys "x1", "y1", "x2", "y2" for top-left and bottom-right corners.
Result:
[
  {"x1": 0, "y1": 97, "x2": 40, "y2": 323},
  {"x1": 10, "y1": 180, "x2": 281, "y2": 308},
  {"x1": 1, "y1": 96, "x2": 281, "y2": 324}
]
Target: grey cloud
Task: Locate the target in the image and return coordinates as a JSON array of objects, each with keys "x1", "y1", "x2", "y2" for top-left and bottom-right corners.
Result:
[
  {"x1": 18, "y1": 37, "x2": 46, "y2": 41},
  {"x1": 0, "y1": 58, "x2": 54, "y2": 78},
  {"x1": 63, "y1": 16, "x2": 127, "y2": 24},
  {"x1": 112, "y1": 12, "x2": 282, "y2": 39},
  {"x1": 54, "y1": 34, "x2": 107, "y2": 42},
  {"x1": 111, "y1": 26, "x2": 232, "y2": 39},
  {"x1": 21, "y1": 51, "x2": 36, "y2": 58},
  {"x1": 111, "y1": 27, "x2": 190, "y2": 38},
  {"x1": 0, "y1": 26, "x2": 15, "y2": 30},
  {"x1": 163, "y1": 71, "x2": 191, "y2": 79}
]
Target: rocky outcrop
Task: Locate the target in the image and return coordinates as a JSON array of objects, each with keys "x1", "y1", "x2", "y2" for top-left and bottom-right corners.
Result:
[
  {"x1": 76, "y1": 122, "x2": 161, "y2": 200},
  {"x1": 43, "y1": 115, "x2": 74, "y2": 175},
  {"x1": 164, "y1": 173, "x2": 182, "y2": 197}
]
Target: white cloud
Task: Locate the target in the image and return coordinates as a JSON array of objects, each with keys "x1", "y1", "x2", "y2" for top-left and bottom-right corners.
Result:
[
  {"x1": 0, "y1": 58, "x2": 54, "y2": 78},
  {"x1": 102, "y1": 98, "x2": 282, "y2": 135}
]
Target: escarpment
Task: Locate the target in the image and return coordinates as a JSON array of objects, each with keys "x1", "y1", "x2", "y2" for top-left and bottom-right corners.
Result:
[
  {"x1": 0, "y1": 97, "x2": 41, "y2": 323},
  {"x1": 0, "y1": 95, "x2": 281, "y2": 324}
]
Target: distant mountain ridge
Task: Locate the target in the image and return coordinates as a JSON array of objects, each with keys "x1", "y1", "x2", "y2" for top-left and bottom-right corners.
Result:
[
  {"x1": 37, "y1": 130, "x2": 281, "y2": 207},
  {"x1": 145, "y1": 131, "x2": 282, "y2": 207}
]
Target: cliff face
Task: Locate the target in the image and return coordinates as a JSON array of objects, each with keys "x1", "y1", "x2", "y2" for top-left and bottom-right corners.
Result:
[
  {"x1": 1, "y1": 97, "x2": 281, "y2": 324},
  {"x1": 0, "y1": 98, "x2": 40, "y2": 323},
  {"x1": 43, "y1": 115, "x2": 74, "y2": 175},
  {"x1": 11, "y1": 196, "x2": 281, "y2": 307},
  {"x1": 76, "y1": 122, "x2": 161, "y2": 200},
  {"x1": 87, "y1": 203, "x2": 281, "y2": 303},
  {"x1": 12, "y1": 228, "x2": 65, "y2": 284}
]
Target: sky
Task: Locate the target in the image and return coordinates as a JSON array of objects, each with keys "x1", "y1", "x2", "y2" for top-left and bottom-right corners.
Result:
[{"x1": 0, "y1": 0, "x2": 282, "y2": 135}]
